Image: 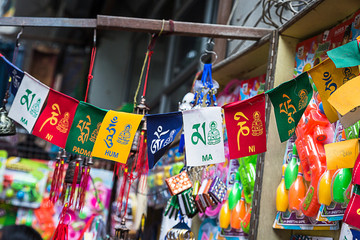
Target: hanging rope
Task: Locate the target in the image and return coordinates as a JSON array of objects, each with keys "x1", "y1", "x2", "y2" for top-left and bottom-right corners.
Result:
[{"x1": 84, "y1": 46, "x2": 96, "y2": 103}]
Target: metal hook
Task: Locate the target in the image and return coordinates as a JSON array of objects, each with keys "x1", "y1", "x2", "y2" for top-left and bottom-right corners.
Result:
[
  {"x1": 200, "y1": 38, "x2": 218, "y2": 64},
  {"x1": 15, "y1": 27, "x2": 24, "y2": 48}
]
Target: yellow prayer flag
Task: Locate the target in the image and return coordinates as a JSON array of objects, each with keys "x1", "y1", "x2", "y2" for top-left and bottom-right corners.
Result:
[
  {"x1": 325, "y1": 139, "x2": 359, "y2": 170},
  {"x1": 308, "y1": 58, "x2": 359, "y2": 123},
  {"x1": 91, "y1": 110, "x2": 143, "y2": 163}
]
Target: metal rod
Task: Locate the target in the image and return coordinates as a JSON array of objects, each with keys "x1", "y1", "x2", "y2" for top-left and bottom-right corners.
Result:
[
  {"x1": 0, "y1": 17, "x2": 96, "y2": 28},
  {"x1": 97, "y1": 15, "x2": 272, "y2": 40}
]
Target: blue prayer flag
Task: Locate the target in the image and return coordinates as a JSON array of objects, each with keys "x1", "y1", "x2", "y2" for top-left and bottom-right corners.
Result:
[{"x1": 1, "y1": 55, "x2": 24, "y2": 96}]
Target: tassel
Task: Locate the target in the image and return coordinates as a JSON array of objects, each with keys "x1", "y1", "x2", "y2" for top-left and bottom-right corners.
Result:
[
  {"x1": 69, "y1": 160, "x2": 80, "y2": 208},
  {"x1": 54, "y1": 150, "x2": 67, "y2": 203},
  {"x1": 78, "y1": 165, "x2": 91, "y2": 211},
  {"x1": 75, "y1": 165, "x2": 86, "y2": 208},
  {"x1": 53, "y1": 204, "x2": 70, "y2": 240},
  {"x1": 49, "y1": 150, "x2": 61, "y2": 203},
  {"x1": 60, "y1": 183, "x2": 68, "y2": 204},
  {"x1": 118, "y1": 166, "x2": 128, "y2": 213}
]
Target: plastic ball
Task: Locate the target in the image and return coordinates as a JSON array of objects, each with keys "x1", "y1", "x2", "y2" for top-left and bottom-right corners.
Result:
[
  {"x1": 17, "y1": 191, "x2": 25, "y2": 200},
  {"x1": 5, "y1": 189, "x2": 14, "y2": 198}
]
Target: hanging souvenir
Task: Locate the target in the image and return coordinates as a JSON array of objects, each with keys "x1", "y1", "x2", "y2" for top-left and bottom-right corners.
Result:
[
  {"x1": 223, "y1": 93, "x2": 266, "y2": 158},
  {"x1": 49, "y1": 149, "x2": 67, "y2": 204},
  {"x1": 8, "y1": 72, "x2": 50, "y2": 133},
  {"x1": 267, "y1": 72, "x2": 312, "y2": 142},
  {"x1": 32, "y1": 89, "x2": 79, "y2": 148},
  {"x1": 65, "y1": 101, "x2": 107, "y2": 157},
  {"x1": 92, "y1": 110, "x2": 143, "y2": 163},
  {"x1": 146, "y1": 111, "x2": 183, "y2": 169},
  {"x1": 192, "y1": 64, "x2": 219, "y2": 107},
  {"x1": 182, "y1": 107, "x2": 225, "y2": 166},
  {"x1": 308, "y1": 58, "x2": 359, "y2": 123}
]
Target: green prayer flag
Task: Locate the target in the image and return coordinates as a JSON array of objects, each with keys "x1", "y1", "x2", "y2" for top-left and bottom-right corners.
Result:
[
  {"x1": 65, "y1": 101, "x2": 107, "y2": 157},
  {"x1": 267, "y1": 72, "x2": 313, "y2": 142},
  {"x1": 327, "y1": 40, "x2": 360, "y2": 68}
]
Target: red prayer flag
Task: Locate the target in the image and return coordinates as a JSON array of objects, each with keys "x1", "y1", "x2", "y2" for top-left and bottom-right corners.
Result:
[
  {"x1": 222, "y1": 93, "x2": 266, "y2": 158},
  {"x1": 32, "y1": 89, "x2": 79, "y2": 148},
  {"x1": 343, "y1": 192, "x2": 360, "y2": 229}
]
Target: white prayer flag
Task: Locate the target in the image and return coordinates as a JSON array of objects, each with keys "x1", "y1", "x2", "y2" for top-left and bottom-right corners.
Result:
[
  {"x1": 182, "y1": 107, "x2": 225, "y2": 166},
  {"x1": 9, "y1": 72, "x2": 50, "y2": 133}
]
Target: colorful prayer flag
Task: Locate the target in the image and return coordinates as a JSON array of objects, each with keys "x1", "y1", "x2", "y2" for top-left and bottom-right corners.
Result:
[
  {"x1": 223, "y1": 93, "x2": 266, "y2": 158},
  {"x1": 32, "y1": 89, "x2": 79, "y2": 148},
  {"x1": 328, "y1": 75, "x2": 360, "y2": 128},
  {"x1": 147, "y1": 112, "x2": 183, "y2": 169},
  {"x1": 0, "y1": 54, "x2": 24, "y2": 96},
  {"x1": 327, "y1": 40, "x2": 360, "y2": 68},
  {"x1": 8, "y1": 72, "x2": 49, "y2": 133},
  {"x1": 92, "y1": 110, "x2": 143, "y2": 163},
  {"x1": 352, "y1": 153, "x2": 360, "y2": 185},
  {"x1": 343, "y1": 192, "x2": 360, "y2": 230},
  {"x1": 324, "y1": 139, "x2": 359, "y2": 170},
  {"x1": 65, "y1": 101, "x2": 107, "y2": 157},
  {"x1": 267, "y1": 72, "x2": 313, "y2": 142},
  {"x1": 308, "y1": 58, "x2": 359, "y2": 123},
  {"x1": 182, "y1": 107, "x2": 225, "y2": 166}
]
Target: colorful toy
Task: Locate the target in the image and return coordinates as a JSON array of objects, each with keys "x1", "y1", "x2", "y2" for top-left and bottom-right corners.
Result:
[
  {"x1": 332, "y1": 168, "x2": 352, "y2": 203},
  {"x1": 238, "y1": 155, "x2": 256, "y2": 204},
  {"x1": 318, "y1": 170, "x2": 335, "y2": 206},
  {"x1": 276, "y1": 164, "x2": 289, "y2": 212},
  {"x1": 228, "y1": 172, "x2": 241, "y2": 210},
  {"x1": 288, "y1": 166, "x2": 306, "y2": 212},
  {"x1": 284, "y1": 146, "x2": 299, "y2": 190},
  {"x1": 219, "y1": 200, "x2": 230, "y2": 229},
  {"x1": 230, "y1": 191, "x2": 246, "y2": 229}
]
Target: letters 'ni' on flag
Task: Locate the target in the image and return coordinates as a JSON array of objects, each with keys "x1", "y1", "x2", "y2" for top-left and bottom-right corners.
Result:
[
  {"x1": 267, "y1": 72, "x2": 313, "y2": 142},
  {"x1": 65, "y1": 101, "x2": 107, "y2": 157},
  {"x1": 308, "y1": 58, "x2": 359, "y2": 123},
  {"x1": 182, "y1": 107, "x2": 225, "y2": 166},
  {"x1": 92, "y1": 110, "x2": 143, "y2": 163},
  {"x1": 32, "y1": 89, "x2": 79, "y2": 148},
  {"x1": 0, "y1": 54, "x2": 24, "y2": 96},
  {"x1": 223, "y1": 93, "x2": 266, "y2": 158},
  {"x1": 147, "y1": 111, "x2": 183, "y2": 169},
  {"x1": 8, "y1": 72, "x2": 49, "y2": 133}
]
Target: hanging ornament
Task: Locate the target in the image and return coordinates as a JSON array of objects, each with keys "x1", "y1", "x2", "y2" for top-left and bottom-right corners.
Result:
[
  {"x1": 60, "y1": 155, "x2": 82, "y2": 209},
  {"x1": 49, "y1": 149, "x2": 67, "y2": 204},
  {"x1": 77, "y1": 156, "x2": 93, "y2": 210},
  {"x1": 52, "y1": 203, "x2": 70, "y2": 240}
]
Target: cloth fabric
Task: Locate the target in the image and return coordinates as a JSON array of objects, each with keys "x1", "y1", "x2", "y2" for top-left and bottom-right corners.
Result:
[
  {"x1": 92, "y1": 110, "x2": 143, "y2": 163},
  {"x1": 267, "y1": 72, "x2": 313, "y2": 142},
  {"x1": 146, "y1": 112, "x2": 183, "y2": 169},
  {"x1": 32, "y1": 89, "x2": 79, "y2": 148},
  {"x1": 0, "y1": 54, "x2": 24, "y2": 96},
  {"x1": 223, "y1": 93, "x2": 266, "y2": 158},
  {"x1": 182, "y1": 107, "x2": 225, "y2": 166},
  {"x1": 65, "y1": 101, "x2": 107, "y2": 157},
  {"x1": 324, "y1": 139, "x2": 359, "y2": 170},
  {"x1": 343, "y1": 192, "x2": 360, "y2": 230},
  {"x1": 327, "y1": 40, "x2": 360, "y2": 68},
  {"x1": 8, "y1": 72, "x2": 49, "y2": 133}
]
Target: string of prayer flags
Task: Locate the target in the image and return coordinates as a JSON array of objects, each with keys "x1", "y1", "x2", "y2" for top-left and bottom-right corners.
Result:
[
  {"x1": 92, "y1": 110, "x2": 143, "y2": 163},
  {"x1": 65, "y1": 101, "x2": 107, "y2": 157},
  {"x1": 327, "y1": 40, "x2": 360, "y2": 68},
  {"x1": 328, "y1": 75, "x2": 360, "y2": 128},
  {"x1": 267, "y1": 72, "x2": 312, "y2": 142},
  {"x1": 223, "y1": 93, "x2": 266, "y2": 158},
  {"x1": 8, "y1": 72, "x2": 49, "y2": 133},
  {"x1": 308, "y1": 58, "x2": 359, "y2": 123},
  {"x1": 0, "y1": 54, "x2": 24, "y2": 96},
  {"x1": 32, "y1": 89, "x2": 79, "y2": 148},
  {"x1": 324, "y1": 139, "x2": 359, "y2": 170},
  {"x1": 183, "y1": 107, "x2": 225, "y2": 166},
  {"x1": 147, "y1": 112, "x2": 183, "y2": 169}
]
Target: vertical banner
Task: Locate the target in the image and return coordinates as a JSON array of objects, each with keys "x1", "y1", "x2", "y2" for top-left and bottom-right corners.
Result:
[
  {"x1": 183, "y1": 107, "x2": 225, "y2": 166},
  {"x1": 223, "y1": 93, "x2": 266, "y2": 158},
  {"x1": 308, "y1": 58, "x2": 359, "y2": 123},
  {"x1": 267, "y1": 72, "x2": 313, "y2": 142},
  {"x1": 92, "y1": 110, "x2": 143, "y2": 163},
  {"x1": 65, "y1": 101, "x2": 107, "y2": 157},
  {"x1": 8, "y1": 72, "x2": 49, "y2": 133},
  {"x1": 328, "y1": 75, "x2": 360, "y2": 128},
  {"x1": 32, "y1": 89, "x2": 79, "y2": 148},
  {"x1": 0, "y1": 54, "x2": 24, "y2": 96},
  {"x1": 147, "y1": 112, "x2": 183, "y2": 169}
]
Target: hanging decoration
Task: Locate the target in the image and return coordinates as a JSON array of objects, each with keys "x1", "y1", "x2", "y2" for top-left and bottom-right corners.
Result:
[
  {"x1": 49, "y1": 149, "x2": 67, "y2": 204},
  {"x1": 327, "y1": 40, "x2": 360, "y2": 68},
  {"x1": 223, "y1": 93, "x2": 266, "y2": 158},
  {"x1": 267, "y1": 72, "x2": 312, "y2": 142}
]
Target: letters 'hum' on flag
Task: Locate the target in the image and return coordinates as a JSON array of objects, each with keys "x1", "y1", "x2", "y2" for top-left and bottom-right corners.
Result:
[
  {"x1": 267, "y1": 72, "x2": 313, "y2": 142},
  {"x1": 223, "y1": 93, "x2": 266, "y2": 158},
  {"x1": 92, "y1": 110, "x2": 143, "y2": 164},
  {"x1": 308, "y1": 57, "x2": 359, "y2": 123},
  {"x1": 182, "y1": 107, "x2": 225, "y2": 166},
  {"x1": 8, "y1": 72, "x2": 49, "y2": 133},
  {"x1": 146, "y1": 112, "x2": 183, "y2": 169},
  {"x1": 32, "y1": 89, "x2": 79, "y2": 148},
  {"x1": 0, "y1": 54, "x2": 24, "y2": 96},
  {"x1": 327, "y1": 40, "x2": 360, "y2": 68},
  {"x1": 65, "y1": 101, "x2": 107, "y2": 158},
  {"x1": 328, "y1": 75, "x2": 360, "y2": 128}
]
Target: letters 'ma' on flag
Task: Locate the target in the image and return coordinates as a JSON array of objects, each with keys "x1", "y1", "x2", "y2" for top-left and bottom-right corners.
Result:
[
  {"x1": 32, "y1": 89, "x2": 79, "y2": 148},
  {"x1": 147, "y1": 112, "x2": 183, "y2": 169},
  {"x1": 328, "y1": 75, "x2": 360, "y2": 128},
  {"x1": 65, "y1": 101, "x2": 107, "y2": 157},
  {"x1": 223, "y1": 93, "x2": 266, "y2": 158},
  {"x1": 327, "y1": 40, "x2": 360, "y2": 68},
  {"x1": 0, "y1": 54, "x2": 24, "y2": 96},
  {"x1": 308, "y1": 58, "x2": 359, "y2": 123},
  {"x1": 267, "y1": 72, "x2": 313, "y2": 142},
  {"x1": 92, "y1": 110, "x2": 143, "y2": 163},
  {"x1": 182, "y1": 107, "x2": 225, "y2": 166},
  {"x1": 8, "y1": 72, "x2": 49, "y2": 133}
]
